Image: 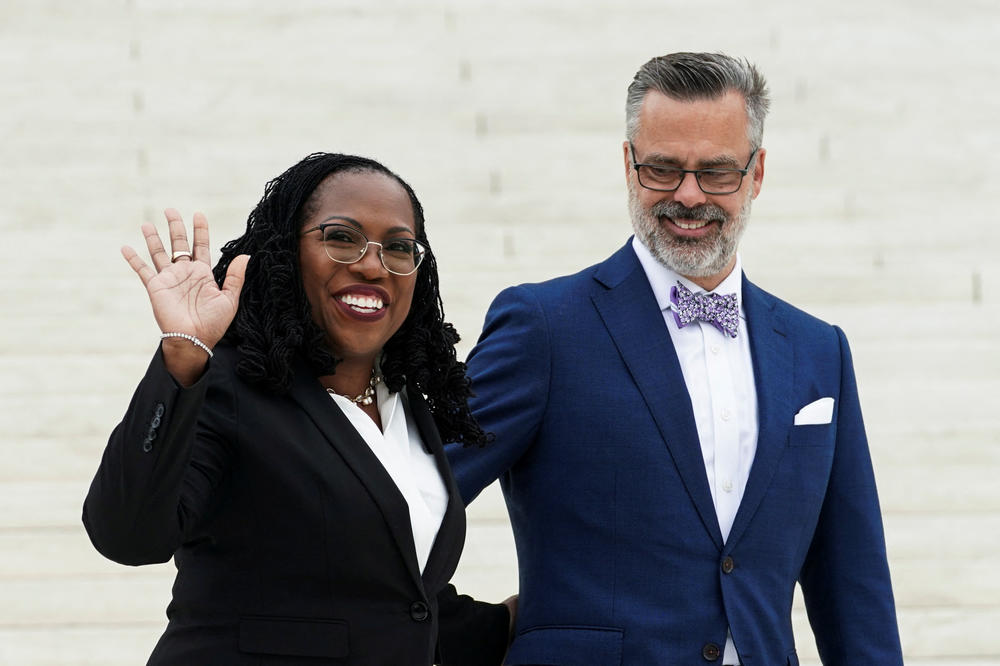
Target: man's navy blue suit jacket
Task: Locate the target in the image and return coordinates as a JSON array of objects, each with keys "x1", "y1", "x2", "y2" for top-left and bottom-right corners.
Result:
[{"x1": 448, "y1": 240, "x2": 903, "y2": 665}]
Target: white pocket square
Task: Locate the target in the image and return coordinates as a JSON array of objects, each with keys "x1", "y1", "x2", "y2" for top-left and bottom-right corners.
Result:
[{"x1": 794, "y1": 397, "x2": 834, "y2": 425}]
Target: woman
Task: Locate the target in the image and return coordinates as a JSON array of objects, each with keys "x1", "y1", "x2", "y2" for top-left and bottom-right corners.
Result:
[{"x1": 83, "y1": 153, "x2": 511, "y2": 665}]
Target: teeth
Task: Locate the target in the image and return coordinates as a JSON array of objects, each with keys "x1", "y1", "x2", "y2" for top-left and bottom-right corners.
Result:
[
  {"x1": 339, "y1": 294, "x2": 384, "y2": 311},
  {"x1": 673, "y1": 219, "x2": 708, "y2": 230}
]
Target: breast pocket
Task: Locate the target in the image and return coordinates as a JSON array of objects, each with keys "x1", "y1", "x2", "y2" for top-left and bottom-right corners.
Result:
[
  {"x1": 788, "y1": 423, "x2": 835, "y2": 448},
  {"x1": 238, "y1": 615, "x2": 349, "y2": 659}
]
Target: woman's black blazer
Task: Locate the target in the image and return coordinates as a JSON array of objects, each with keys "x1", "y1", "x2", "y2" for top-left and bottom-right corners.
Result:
[{"x1": 83, "y1": 344, "x2": 507, "y2": 665}]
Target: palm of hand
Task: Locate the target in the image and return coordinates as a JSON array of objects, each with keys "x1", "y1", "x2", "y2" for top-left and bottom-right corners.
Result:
[
  {"x1": 147, "y1": 260, "x2": 238, "y2": 347},
  {"x1": 123, "y1": 210, "x2": 250, "y2": 351}
]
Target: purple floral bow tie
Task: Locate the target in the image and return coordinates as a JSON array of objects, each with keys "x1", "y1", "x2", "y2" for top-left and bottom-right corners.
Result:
[{"x1": 669, "y1": 281, "x2": 740, "y2": 338}]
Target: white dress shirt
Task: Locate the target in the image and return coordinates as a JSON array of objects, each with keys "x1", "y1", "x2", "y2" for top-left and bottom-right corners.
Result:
[
  {"x1": 633, "y1": 237, "x2": 759, "y2": 665},
  {"x1": 329, "y1": 382, "x2": 449, "y2": 573}
]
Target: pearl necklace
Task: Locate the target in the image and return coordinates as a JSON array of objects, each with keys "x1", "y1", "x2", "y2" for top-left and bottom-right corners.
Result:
[{"x1": 326, "y1": 369, "x2": 383, "y2": 406}]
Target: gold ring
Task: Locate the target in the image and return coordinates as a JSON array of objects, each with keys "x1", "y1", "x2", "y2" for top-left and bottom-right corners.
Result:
[{"x1": 171, "y1": 250, "x2": 193, "y2": 263}]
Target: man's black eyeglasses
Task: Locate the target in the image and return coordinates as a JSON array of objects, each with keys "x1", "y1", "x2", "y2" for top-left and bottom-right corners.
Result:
[{"x1": 629, "y1": 142, "x2": 757, "y2": 195}]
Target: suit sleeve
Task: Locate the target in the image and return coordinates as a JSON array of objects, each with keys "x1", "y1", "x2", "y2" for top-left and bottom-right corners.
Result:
[
  {"x1": 434, "y1": 584, "x2": 510, "y2": 666},
  {"x1": 798, "y1": 327, "x2": 903, "y2": 663},
  {"x1": 82, "y1": 346, "x2": 237, "y2": 565},
  {"x1": 447, "y1": 285, "x2": 552, "y2": 505}
]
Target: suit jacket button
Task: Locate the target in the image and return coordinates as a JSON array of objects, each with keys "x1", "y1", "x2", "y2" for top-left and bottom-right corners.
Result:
[
  {"x1": 410, "y1": 601, "x2": 429, "y2": 622},
  {"x1": 702, "y1": 642, "x2": 721, "y2": 661},
  {"x1": 721, "y1": 556, "x2": 735, "y2": 574}
]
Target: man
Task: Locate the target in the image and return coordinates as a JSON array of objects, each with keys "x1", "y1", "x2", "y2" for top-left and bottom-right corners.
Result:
[{"x1": 447, "y1": 53, "x2": 903, "y2": 665}]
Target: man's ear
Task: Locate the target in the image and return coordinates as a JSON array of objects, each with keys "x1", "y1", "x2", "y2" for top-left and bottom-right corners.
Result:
[
  {"x1": 751, "y1": 148, "x2": 766, "y2": 199},
  {"x1": 622, "y1": 141, "x2": 633, "y2": 185}
]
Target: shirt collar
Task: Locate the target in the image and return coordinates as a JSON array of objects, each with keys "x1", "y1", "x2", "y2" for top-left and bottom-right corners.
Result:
[{"x1": 631, "y1": 235, "x2": 745, "y2": 319}]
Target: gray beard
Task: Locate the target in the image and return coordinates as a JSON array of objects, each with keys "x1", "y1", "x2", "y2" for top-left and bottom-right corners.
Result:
[{"x1": 628, "y1": 179, "x2": 753, "y2": 278}]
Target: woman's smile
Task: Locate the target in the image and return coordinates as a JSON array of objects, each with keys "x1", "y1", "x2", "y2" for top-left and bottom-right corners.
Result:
[{"x1": 332, "y1": 285, "x2": 390, "y2": 320}]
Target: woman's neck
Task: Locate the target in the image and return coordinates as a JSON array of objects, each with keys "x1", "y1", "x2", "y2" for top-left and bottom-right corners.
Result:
[
  {"x1": 322, "y1": 356, "x2": 376, "y2": 396},
  {"x1": 322, "y1": 356, "x2": 383, "y2": 430}
]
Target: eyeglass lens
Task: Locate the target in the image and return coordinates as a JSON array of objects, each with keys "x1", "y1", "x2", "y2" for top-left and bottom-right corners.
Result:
[
  {"x1": 321, "y1": 224, "x2": 425, "y2": 274},
  {"x1": 638, "y1": 166, "x2": 744, "y2": 194}
]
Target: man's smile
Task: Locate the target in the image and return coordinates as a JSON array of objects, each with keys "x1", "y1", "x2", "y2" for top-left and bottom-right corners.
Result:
[{"x1": 666, "y1": 217, "x2": 712, "y2": 231}]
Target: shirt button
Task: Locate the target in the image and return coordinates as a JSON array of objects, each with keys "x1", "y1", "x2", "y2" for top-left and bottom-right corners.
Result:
[
  {"x1": 721, "y1": 409, "x2": 732, "y2": 422},
  {"x1": 710, "y1": 344, "x2": 720, "y2": 355},
  {"x1": 722, "y1": 478, "x2": 733, "y2": 493}
]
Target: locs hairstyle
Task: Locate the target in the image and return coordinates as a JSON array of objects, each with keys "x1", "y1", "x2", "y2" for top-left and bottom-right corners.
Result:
[{"x1": 212, "y1": 152, "x2": 489, "y2": 446}]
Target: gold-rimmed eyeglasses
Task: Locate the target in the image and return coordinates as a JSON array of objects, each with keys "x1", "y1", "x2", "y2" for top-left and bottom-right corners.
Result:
[{"x1": 302, "y1": 223, "x2": 429, "y2": 276}]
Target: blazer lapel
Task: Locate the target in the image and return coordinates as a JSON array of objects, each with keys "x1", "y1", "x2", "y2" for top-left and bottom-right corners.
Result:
[
  {"x1": 725, "y1": 277, "x2": 794, "y2": 549},
  {"x1": 406, "y1": 391, "x2": 467, "y2": 590},
  {"x1": 287, "y1": 359, "x2": 424, "y2": 590},
  {"x1": 590, "y1": 242, "x2": 724, "y2": 550}
]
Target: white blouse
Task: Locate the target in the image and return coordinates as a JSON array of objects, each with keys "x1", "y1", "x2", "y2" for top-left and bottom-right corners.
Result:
[{"x1": 328, "y1": 382, "x2": 448, "y2": 573}]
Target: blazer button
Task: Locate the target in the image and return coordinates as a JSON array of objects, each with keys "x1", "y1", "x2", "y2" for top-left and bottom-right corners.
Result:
[
  {"x1": 721, "y1": 556, "x2": 735, "y2": 574},
  {"x1": 702, "y1": 642, "x2": 721, "y2": 661},
  {"x1": 410, "y1": 601, "x2": 429, "y2": 622}
]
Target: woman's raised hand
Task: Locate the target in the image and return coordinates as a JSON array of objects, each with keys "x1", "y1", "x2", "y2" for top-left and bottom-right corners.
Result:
[{"x1": 122, "y1": 209, "x2": 250, "y2": 384}]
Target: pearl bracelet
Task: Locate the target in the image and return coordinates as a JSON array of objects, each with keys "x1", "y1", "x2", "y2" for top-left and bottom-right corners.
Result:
[{"x1": 160, "y1": 332, "x2": 214, "y2": 358}]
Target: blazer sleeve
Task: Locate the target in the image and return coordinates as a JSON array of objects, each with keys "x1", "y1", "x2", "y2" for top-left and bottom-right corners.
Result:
[
  {"x1": 798, "y1": 327, "x2": 904, "y2": 663},
  {"x1": 82, "y1": 346, "x2": 237, "y2": 566},
  {"x1": 434, "y1": 584, "x2": 510, "y2": 666},
  {"x1": 447, "y1": 285, "x2": 552, "y2": 505}
]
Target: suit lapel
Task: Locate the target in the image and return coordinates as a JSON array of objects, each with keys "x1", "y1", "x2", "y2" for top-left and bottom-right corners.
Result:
[
  {"x1": 590, "y1": 243, "x2": 724, "y2": 549},
  {"x1": 287, "y1": 360, "x2": 424, "y2": 590},
  {"x1": 725, "y1": 277, "x2": 793, "y2": 549},
  {"x1": 406, "y1": 391, "x2": 466, "y2": 590}
]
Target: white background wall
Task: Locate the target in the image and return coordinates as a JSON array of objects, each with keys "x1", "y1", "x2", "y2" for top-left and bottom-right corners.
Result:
[{"x1": 1, "y1": 0, "x2": 998, "y2": 663}]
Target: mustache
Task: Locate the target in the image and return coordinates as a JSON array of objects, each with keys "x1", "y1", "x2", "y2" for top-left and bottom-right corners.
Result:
[{"x1": 650, "y1": 200, "x2": 729, "y2": 223}]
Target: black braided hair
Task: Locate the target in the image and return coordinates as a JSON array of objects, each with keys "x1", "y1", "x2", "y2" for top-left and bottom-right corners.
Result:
[{"x1": 213, "y1": 152, "x2": 489, "y2": 447}]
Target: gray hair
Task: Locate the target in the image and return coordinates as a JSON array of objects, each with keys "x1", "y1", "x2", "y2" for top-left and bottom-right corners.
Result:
[{"x1": 625, "y1": 52, "x2": 771, "y2": 150}]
